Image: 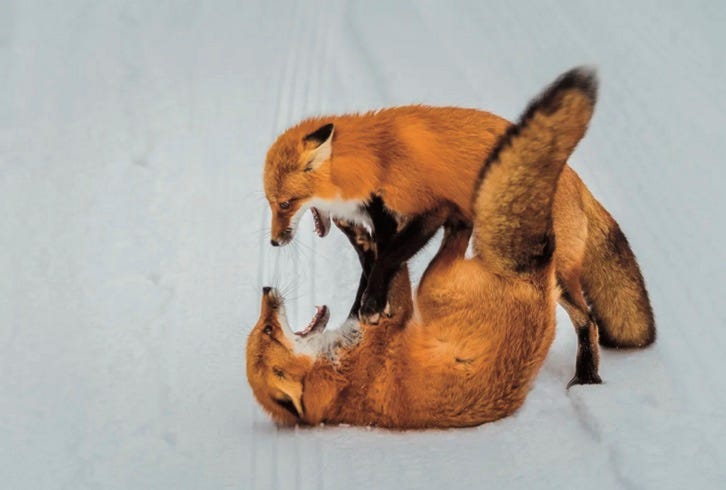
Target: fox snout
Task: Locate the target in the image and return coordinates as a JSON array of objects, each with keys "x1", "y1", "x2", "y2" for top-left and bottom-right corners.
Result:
[
  {"x1": 270, "y1": 226, "x2": 293, "y2": 247},
  {"x1": 259, "y1": 286, "x2": 282, "y2": 318},
  {"x1": 270, "y1": 209, "x2": 296, "y2": 246}
]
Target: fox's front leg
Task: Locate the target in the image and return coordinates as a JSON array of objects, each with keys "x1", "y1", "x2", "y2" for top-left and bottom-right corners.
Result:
[
  {"x1": 334, "y1": 219, "x2": 376, "y2": 319},
  {"x1": 335, "y1": 197, "x2": 398, "y2": 319},
  {"x1": 359, "y1": 210, "x2": 447, "y2": 324}
]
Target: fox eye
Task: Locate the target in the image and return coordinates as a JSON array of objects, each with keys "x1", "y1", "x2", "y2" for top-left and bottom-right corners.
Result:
[
  {"x1": 263, "y1": 325, "x2": 273, "y2": 335},
  {"x1": 279, "y1": 201, "x2": 291, "y2": 210},
  {"x1": 273, "y1": 367, "x2": 285, "y2": 379}
]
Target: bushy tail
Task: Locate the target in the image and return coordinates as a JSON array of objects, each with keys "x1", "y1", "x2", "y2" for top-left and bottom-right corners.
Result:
[
  {"x1": 473, "y1": 67, "x2": 598, "y2": 275},
  {"x1": 581, "y1": 194, "x2": 656, "y2": 347}
]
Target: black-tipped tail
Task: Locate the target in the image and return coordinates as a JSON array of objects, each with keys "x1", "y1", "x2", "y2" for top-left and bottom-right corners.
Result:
[{"x1": 472, "y1": 67, "x2": 599, "y2": 275}]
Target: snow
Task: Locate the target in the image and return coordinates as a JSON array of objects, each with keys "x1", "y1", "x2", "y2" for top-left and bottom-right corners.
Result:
[{"x1": 1, "y1": 1, "x2": 725, "y2": 488}]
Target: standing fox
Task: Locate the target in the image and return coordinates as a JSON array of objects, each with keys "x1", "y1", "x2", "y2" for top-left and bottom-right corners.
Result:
[
  {"x1": 248, "y1": 68, "x2": 603, "y2": 428},
  {"x1": 263, "y1": 69, "x2": 655, "y2": 386}
]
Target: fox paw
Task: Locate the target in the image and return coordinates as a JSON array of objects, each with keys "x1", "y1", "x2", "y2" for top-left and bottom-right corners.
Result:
[
  {"x1": 359, "y1": 294, "x2": 390, "y2": 325},
  {"x1": 567, "y1": 372, "x2": 603, "y2": 389}
]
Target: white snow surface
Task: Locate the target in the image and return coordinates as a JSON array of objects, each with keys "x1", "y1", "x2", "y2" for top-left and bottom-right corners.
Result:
[{"x1": 2, "y1": 1, "x2": 725, "y2": 488}]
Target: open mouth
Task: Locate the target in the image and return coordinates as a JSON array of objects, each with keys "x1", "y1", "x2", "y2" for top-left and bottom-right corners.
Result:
[
  {"x1": 310, "y1": 207, "x2": 331, "y2": 238},
  {"x1": 294, "y1": 305, "x2": 330, "y2": 337}
]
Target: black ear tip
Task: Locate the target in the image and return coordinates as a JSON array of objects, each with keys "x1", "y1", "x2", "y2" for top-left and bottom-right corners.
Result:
[
  {"x1": 319, "y1": 122, "x2": 334, "y2": 133},
  {"x1": 303, "y1": 122, "x2": 335, "y2": 145}
]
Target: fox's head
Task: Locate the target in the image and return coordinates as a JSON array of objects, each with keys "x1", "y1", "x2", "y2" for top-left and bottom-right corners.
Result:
[
  {"x1": 247, "y1": 267, "x2": 414, "y2": 426},
  {"x1": 246, "y1": 287, "x2": 341, "y2": 426},
  {"x1": 263, "y1": 122, "x2": 338, "y2": 246}
]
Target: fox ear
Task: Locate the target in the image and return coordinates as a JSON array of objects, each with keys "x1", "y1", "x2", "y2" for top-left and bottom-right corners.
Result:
[
  {"x1": 302, "y1": 123, "x2": 334, "y2": 171},
  {"x1": 301, "y1": 364, "x2": 344, "y2": 424},
  {"x1": 274, "y1": 378, "x2": 304, "y2": 419}
]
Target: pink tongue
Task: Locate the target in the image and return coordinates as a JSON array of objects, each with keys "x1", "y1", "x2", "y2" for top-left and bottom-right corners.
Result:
[{"x1": 295, "y1": 306, "x2": 329, "y2": 337}]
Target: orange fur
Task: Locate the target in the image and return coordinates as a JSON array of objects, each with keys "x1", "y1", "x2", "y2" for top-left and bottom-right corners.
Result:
[
  {"x1": 248, "y1": 69, "x2": 605, "y2": 429},
  {"x1": 263, "y1": 85, "x2": 655, "y2": 380},
  {"x1": 264, "y1": 105, "x2": 509, "y2": 227}
]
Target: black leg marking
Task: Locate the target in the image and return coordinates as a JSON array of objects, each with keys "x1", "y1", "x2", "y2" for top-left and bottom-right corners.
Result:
[
  {"x1": 335, "y1": 220, "x2": 376, "y2": 319},
  {"x1": 366, "y1": 196, "x2": 398, "y2": 250},
  {"x1": 567, "y1": 324, "x2": 603, "y2": 388},
  {"x1": 360, "y1": 210, "x2": 447, "y2": 323},
  {"x1": 336, "y1": 196, "x2": 399, "y2": 319},
  {"x1": 559, "y1": 284, "x2": 603, "y2": 388}
]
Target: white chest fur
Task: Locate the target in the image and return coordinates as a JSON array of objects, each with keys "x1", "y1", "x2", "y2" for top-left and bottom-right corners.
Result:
[{"x1": 308, "y1": 197, "x2": 372, "y2": 229}]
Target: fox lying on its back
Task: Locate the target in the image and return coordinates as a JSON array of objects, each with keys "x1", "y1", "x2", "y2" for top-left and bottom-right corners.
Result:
[
  {"x1": 263, "y1": 71, "x2": 655, "y2": 387},
  {"x1": 249, "y1": 69, "x2": 600, "y2": 428}
]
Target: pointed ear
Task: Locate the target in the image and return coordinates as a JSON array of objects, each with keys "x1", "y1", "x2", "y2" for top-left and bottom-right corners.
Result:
[
  {"x1": 302, "y1": 123, "x2": 334, "y2": 171},
  {"x1": 275, "y1": 378, "x2": 304, "y2": 419}
]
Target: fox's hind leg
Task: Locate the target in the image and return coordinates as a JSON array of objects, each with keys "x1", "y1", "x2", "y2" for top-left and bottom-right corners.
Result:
[
  {"x1": 558, "y1": 274, "x2": 602, "y2": 388},
  {"x1": 417, "y1": 220, "x2": 472, "y2": 298}
]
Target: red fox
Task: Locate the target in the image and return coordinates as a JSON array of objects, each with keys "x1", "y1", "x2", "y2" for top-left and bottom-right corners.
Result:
[
  {"x1": 263, "y1": 70, "x2": 655, "y2": 386},
  {"x1": 248, "y1": 68, "x2": 602, "y2": 428}
]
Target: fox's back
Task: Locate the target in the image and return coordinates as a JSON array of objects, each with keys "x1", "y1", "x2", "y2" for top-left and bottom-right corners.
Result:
[
  {"x1": 327, "y1": 106, "x2": 510, "y2": 218},
  {"x1": 269, "y1": 105, "x2": 587, "y2": 226}
]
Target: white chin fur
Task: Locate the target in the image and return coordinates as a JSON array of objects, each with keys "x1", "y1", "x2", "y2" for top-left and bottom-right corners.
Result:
[
  {"x1": 288, "y1": 197, "x2": 371, "y2": 240},
  {"x1": 279, "y1": 305, "x2": 361, "y2": 361}
]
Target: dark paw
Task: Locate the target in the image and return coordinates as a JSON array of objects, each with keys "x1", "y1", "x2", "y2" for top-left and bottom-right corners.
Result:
[
  {"x1": 359, "y1": 293, "x2": 389, "y2": 325},
  {"x1": 567, "y1": 372, "x2": 603, "y2": 389}
]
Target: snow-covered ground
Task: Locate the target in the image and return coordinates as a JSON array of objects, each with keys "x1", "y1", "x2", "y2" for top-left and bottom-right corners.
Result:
[{"x1": 2, "y1": 1, "x2": 725, "y2": 488}]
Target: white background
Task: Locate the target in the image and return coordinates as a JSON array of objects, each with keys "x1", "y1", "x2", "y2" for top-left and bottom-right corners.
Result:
[{"x1": 2, "y1": 1, "x2": 725, "y2": 488}]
